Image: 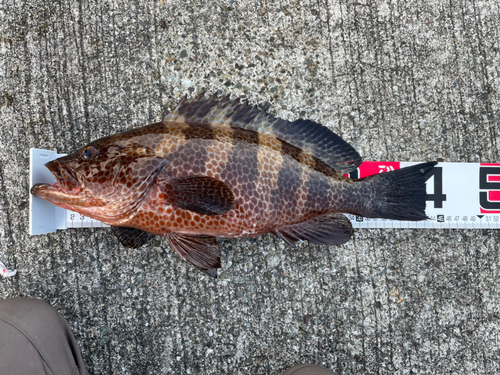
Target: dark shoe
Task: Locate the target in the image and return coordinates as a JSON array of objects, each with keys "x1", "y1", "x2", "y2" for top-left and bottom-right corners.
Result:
[{"x1": 281, "y1": 364, "x2": 338, "y2": 375}]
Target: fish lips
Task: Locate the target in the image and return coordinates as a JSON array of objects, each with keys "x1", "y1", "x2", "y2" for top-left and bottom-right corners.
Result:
[{"x1": 31, "y1": 159, "x2": 82, "y2": 197}]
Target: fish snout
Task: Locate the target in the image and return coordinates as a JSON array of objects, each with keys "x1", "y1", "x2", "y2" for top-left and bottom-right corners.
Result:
[
  {"x1": 30, "y1": 182, "x2": 62, "y2": 200},
  {"x1": 30, "y1": 183, "x2": 47, "y2": 197},
  {"x1": 44, "y1": 159, "x2": 81, "y2": 194}
]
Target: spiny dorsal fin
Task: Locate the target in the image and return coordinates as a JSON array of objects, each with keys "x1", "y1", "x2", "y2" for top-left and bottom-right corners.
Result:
[{"x1": 163, "y1": 93, "x2": 362, "y2": 173}]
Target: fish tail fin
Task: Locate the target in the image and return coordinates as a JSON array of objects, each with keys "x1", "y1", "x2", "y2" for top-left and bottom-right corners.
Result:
[{"x1": 363, "y1": 161, "x2": 437, "y2": 221}]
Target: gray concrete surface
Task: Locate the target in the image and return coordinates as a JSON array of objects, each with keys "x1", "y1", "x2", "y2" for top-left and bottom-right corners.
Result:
[{"x1": 1, "y1": 0, "x2": 500, "y2": 374}]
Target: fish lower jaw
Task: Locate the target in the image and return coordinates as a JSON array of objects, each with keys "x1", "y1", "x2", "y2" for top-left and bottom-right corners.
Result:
[
  {"x1": 31, "y1": 179, "x2": 82, "y2": 196},
  {"x1": 30, "y1": 182, "x2": 62, "y2": 197},
  {"x1": 30, "y1": 182, "x2": 87, "y2": 213}
]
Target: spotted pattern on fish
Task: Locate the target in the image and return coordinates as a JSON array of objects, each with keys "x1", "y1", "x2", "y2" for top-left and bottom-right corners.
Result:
[
  {"x1": 31, "y1": 93, "x2": 437, "y2": 276},
  {"x1": 127, "y1": 135, "x2": 352, "y2": 238}
]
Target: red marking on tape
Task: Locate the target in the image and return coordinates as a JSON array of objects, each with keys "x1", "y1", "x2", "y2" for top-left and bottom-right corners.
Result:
[
  {"x1": 344, "y1": 161, "x2": 401, "y2": 178},
  {"x1": 358, "y1": 162, "x2": 401, "y2": 178},
  {"x1": 488, "y1": 191, "x2": 500, "y2": 202},
  {"x1": 481, "y1": 163, "x2": 500, "y2": 166},
  {"x1": 480, "y1": 208, "x2": 500, "y2": 214},
  {"x1": 488, "y1": 175, "x2": 500, "y2": 182}
]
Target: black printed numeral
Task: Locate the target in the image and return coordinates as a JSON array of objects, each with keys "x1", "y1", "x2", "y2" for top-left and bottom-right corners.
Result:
[{"x1": 426, "y1": 167, "x2": 446, "y2": 209}]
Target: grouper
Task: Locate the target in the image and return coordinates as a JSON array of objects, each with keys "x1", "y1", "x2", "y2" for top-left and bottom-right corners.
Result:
[{"x1": 31, "y1": 93, "x2": 436, "y2": 277}]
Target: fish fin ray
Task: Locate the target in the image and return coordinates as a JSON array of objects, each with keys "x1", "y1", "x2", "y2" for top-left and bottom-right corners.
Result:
[
  {"x1": 163, "y1": 93, "x2": 362, "y2": 173},
  {"x1": 163, "y1": 176, "x2": 235, "y2": 216},
  {"x1": 274, "y1": 213, "x2": 353, "y2": 246},
  {"x1": 273, "y1": 230, "x2": 300, "y2": 248},
  {"x1": 166, "y1": 234, "x2": 220, "y2": 277},
  {"x1": 111, "y1": 226, "x2": 153, "y2": 249}
]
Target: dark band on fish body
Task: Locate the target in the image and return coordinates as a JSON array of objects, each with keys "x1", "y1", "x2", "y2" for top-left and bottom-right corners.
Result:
[
  {"x1": 220, "y1": 140, "x2": 260, "y2": 211},
  {"x1": 230, "y1": 123, "x2": 341, "y2": 180},
  {"x1": 229, "y1": 125, "x2": 260, "y2": 146},
  {"x1": 312, "y1": 157, "x2": 343, "y2": 178},
  {"x1": 304, "y1": 172, "x2": 332, "y2": 212},
  {"x1": 168, "y1": 124, "x2": 215, "y2": 177},
  {"x1": 278, "y1": 138, "x2": 340, "y2": 178},
  {"x1": 273, "y1": 161, "x2": 304, "y2": 217},
  {"x1": 182, "y1": 122, "x2": 216, "y2": 140},
  {"x1": 278, "y1": 139, "x2": 302, "y2": 163}
]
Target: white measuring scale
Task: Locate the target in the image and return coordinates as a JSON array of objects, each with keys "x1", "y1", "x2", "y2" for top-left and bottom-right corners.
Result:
[{"x1": 29, "y1": 148, "x2": 500, "y2": 235}]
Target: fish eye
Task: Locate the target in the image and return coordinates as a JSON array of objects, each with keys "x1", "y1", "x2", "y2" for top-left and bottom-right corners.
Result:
[{"x1": 81, "y1": 146, "x2": 97, "y2": 159}]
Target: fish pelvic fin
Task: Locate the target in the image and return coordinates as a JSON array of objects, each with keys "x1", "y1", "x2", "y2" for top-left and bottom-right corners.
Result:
[
  {"x1": 162, "y1": 93, "x2": 361, "y2": 173},
  {"x1": 165, "y1": 233, "x2": 220, "y2": 277},
  {"x1": 362, "y1": 161, "x2": 438, "y2": 221},
  {"x1": 112, "y1": 226, "x2": 153, "y2": 248}
]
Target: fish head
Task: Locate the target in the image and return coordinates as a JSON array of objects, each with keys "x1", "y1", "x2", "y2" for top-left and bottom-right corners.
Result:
[{"x1": 31, "y1": 136, "x2": 170, "y2": 223}]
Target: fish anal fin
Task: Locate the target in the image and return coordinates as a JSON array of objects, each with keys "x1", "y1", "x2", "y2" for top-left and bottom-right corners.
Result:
[
  {"x1": 112, "y1": 226, "x2": 153, "y2": 249},
  {"x1": 273, "y1": 230, "x2": 300, "y2": 248},
  {"x1": 274, "y1": 213, "x2": 353, "y2": 247},
  {"x1": 166, "y1": 233, "x2": 221, "y2": 277},
  {"x1": 163, "y1": 93, "x2": 361, "y2": 173},
  {"x1": 163, "y1": 176, "x2": 235, "y2": 216}
]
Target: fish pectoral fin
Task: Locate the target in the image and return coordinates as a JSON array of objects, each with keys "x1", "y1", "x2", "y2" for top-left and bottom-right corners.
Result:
[
  {"x1": 273, "y1": 213, "x2": 353, "y2": 247},
  {"x1": 163, "y1": 176, "x2": 235, "y2": 216},
  {"x1": 165, "y1": 233, "x2": 221, "y2": 278},
  {"x1": 112, "y1": 226, "x2": 153, "y2": 249}
]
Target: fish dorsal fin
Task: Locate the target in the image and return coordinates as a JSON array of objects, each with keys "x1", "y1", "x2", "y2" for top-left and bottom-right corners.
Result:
[{"x1": 163, "y1": 93, "x2": 362, "y2": 173}]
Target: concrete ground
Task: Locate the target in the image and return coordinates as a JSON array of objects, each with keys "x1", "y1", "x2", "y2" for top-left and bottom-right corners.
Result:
[{"x1": 1, "y1": 0, "x2": 500, "y2": 374}]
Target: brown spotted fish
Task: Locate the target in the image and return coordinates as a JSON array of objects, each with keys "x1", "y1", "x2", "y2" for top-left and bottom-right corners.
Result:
[{"x1": 31, "y1": 94, "x2": 436, "y2": 277}]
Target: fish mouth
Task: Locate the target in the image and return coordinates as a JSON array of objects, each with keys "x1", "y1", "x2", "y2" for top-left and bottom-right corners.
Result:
[
  {"x1": 30, "y1": 181, "x2": 62, "y2": 197},
  {"x1": 31, "y1": 159, "x2": 81, "y2": 198}
]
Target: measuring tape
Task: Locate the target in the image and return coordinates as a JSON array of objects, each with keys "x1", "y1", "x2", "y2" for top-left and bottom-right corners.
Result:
[
  {"x1": 29, "y1": 148, "x2": 500, "y2": 235},
  {"x1": 345, "y1": 161, "x2": 500, "y2": 229}
]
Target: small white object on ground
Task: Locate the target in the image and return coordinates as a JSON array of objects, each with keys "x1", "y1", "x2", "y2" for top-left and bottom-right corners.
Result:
[{"x1": 0, "y1": 260, "x2": 17, "y2": 278}]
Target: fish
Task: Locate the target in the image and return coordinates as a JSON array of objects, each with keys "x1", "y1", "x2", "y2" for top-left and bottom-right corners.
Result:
[{"x1": 31, "y1": 93, "x2": 437, "y2": 277}]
